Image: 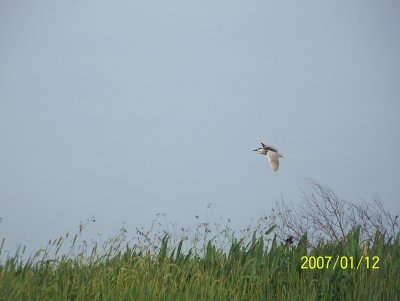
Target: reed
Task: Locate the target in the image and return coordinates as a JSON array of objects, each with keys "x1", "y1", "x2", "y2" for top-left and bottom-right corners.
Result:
[{"x1": 1, "y1": 224, "x2": 399, "y2": 300}]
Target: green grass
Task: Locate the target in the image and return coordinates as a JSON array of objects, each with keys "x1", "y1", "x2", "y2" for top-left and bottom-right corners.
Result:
[{"x1": 1, "y1": 226, "x2": 399, "y2": 301}]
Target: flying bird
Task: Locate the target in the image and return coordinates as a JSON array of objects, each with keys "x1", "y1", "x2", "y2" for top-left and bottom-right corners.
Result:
[{"x1": 254, "y1": 142, "x2": 284, "y2": 171}]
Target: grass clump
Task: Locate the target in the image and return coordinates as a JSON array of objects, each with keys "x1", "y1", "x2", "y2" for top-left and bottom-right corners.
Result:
[
  {"x1": 1, "y1": 181, "x2": 399, "y2": 300},
  {"x1": 0, "y1": 226, "x2": 399, "y2": 300}
]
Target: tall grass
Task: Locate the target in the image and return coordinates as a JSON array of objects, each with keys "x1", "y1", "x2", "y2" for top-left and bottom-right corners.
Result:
[{"x1": 1, "y1": 224, "x2": 399, "y2": 300}]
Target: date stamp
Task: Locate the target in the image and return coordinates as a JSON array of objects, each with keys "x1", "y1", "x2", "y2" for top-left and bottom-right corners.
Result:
[{"x1": 301, "y1": 256, "x2": 380, "y2": 270}]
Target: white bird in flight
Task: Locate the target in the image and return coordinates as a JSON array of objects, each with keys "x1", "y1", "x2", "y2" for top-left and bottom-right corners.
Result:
[{"x1": 254, "y1": 142, "x2": 284, "y2": 172}]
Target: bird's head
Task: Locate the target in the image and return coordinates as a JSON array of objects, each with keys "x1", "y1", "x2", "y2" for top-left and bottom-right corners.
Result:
[{"x1": 254, "y1": 147, "x2": 266, "y2": 155}]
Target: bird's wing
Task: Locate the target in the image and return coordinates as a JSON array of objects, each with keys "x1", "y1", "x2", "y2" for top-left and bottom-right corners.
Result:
[
  {"x1": 261, "y1": 143, "x2": 279, "y2": 152},
  {"x1": 266, "y1": 151, "x2": 280, "y2": 171}
]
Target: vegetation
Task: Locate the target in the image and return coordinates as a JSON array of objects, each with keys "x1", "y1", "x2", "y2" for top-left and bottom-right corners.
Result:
[{"x1": 1, "y1": 181, "x2": 399, "y2": 300}]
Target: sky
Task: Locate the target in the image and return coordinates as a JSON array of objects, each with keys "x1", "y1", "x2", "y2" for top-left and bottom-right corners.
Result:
[{"x1": 1, "y1": 0, "x2": 399, "y2": 253}]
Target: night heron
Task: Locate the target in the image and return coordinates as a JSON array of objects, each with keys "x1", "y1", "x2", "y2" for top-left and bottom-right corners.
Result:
[{"x1": 254, "y1": 142, "x2": 284, "y2": 172}]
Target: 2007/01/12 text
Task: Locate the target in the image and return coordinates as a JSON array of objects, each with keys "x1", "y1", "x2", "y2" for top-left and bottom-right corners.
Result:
[{"x1": 301, "y1": 256, "x2": 380, "y2": 270}]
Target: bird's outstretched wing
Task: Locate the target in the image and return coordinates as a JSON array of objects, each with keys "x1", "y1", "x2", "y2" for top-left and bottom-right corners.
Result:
[{"x1": 266, "y1": 151, "x2": 280, "y2": 171}]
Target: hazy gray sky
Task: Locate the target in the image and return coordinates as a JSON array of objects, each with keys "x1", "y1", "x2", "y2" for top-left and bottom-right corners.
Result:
[{"x1": 1, "y1": 1, "x2": 399, "y2": 252}]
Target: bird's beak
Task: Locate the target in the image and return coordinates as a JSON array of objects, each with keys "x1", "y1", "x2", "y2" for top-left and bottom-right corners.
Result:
[{"x1": 253, "y1": 149, "x2": 258, "y2": 151}]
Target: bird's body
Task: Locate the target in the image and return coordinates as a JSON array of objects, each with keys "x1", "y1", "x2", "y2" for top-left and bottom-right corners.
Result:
[{"x1": 254, "y1": 142, "x2": 284, "y2": 172}]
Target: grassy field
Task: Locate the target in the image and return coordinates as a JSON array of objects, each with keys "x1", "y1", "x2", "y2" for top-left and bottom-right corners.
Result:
[{"x1": 0, "y1": 224, "x2": 399, "y2": 301}]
